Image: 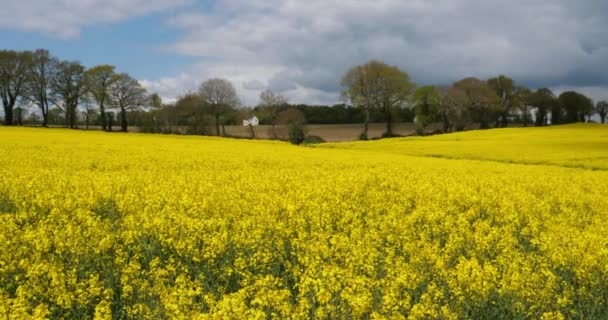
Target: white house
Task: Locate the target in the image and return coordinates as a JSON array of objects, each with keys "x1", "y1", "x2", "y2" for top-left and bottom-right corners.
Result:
[{"x1": 243, "y1": 116, "x2": 259, "y2": 126}]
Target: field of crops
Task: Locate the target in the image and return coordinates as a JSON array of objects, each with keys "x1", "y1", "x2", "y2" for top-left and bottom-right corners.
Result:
[{"x1": 1, "y1": 124, "x2": 607, "y2": 319}]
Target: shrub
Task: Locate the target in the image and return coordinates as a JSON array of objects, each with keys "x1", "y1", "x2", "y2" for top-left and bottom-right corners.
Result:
[
  {"x1": 288, "y1": 123, "x2": 306, "y2": 145},
  {"x1": 303, "y1": 135, "x2": 325, "y2": 144}
]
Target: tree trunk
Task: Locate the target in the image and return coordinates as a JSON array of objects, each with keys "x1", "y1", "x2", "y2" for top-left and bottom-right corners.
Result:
[
  {"x1": 385, "y1": 109, "x2": 393, "y2": 137},
  {"x1": 42, "y1": 110, "x2": 48, "y2": 127},
  {"x1": 361, "y1": 108, "x2": 370, "y2": 140},
  {"x1": 271, "y1": 123, "x2": 277, "y2": 139},
  {"x1": 120, "y1": 107, "x2": 128, "y2": 132},
  {"x1": 70, "y1": 104, "x2": 77, "y2": 129},
  {"x1": 3, "y1": 100, "x2": 14, "y2": 125},
  {"x1": 248, "y1": 123, "x2": 256, "y2": 138},
  {"x1": 215, "y1": 114, "x2": 221, "y2": 136},
  {"x1": 442, "y1": 113, "x2": 450, "y2": 133},
  {"x1": 65, "y1": 106, "x2": 70, "y2": 128},
  {"x1": 501, "y1": 112, "x2": 508, "y2": 127},
  {"x1": 16, "y1": 108, "x2": 22, "y2": 126},
  {"x1": 601, "y1": 114, "x2": 606, "y2": 124},
  {"x1": 107, "y1": 112, "x2": 113, "y2": 132},
  {"x1": 535, "y1": 111, "x2": 543, "y2": 126},
  {"x1": 100, "y1": 104, "x2": 107, "y2": 131}
]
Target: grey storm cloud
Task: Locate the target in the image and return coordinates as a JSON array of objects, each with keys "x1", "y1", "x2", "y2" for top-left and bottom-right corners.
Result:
[
  {"x1": 161, "y1": 0, "x2": 608, "y2": 104},
  {"x1": 242, "y1": 80, "x2": 266, "y2": 90},
  {"x1": 4, "y1": 0, "x2": 607, "y2": 104}
]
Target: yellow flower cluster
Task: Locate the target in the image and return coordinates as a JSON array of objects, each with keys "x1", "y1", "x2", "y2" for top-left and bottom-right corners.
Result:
[{"x1": 0, "y1": 124, "x2": 607, "y2": 319}]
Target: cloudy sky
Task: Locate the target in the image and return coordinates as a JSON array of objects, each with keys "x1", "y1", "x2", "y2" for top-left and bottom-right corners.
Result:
[{"x1": 2, "y1": 0, "x2": 607, "y2": 106}]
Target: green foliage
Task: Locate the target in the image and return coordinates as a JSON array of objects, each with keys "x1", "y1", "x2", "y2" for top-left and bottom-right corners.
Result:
[
  {"x1": 412, "y1": 86, "x2": 440, "y2": 108},
  {"x1": 302, "y1": 135, "x2": 325, "y2": 144},
  {"x1": 288, "y1": 123, "x2": 306, "y2": 145},
  {"x1": 92, "y1": 198, "x2": 121, "y2": 223},
  {"x1": 0, "y1": 192, "x2": 17, "y2": 214},
  {"x1": 451, "y1": 77, "x2": 501, "y2": 129},
  {"x1": 557, "y1": 91, "x2": 594, "y2": 124},
  {"x1": 341, "y1": 60, "x2": 416, "y2": 137},
  {"x1": 529, "y1": 88, "x2": 556, "y2": 126},
  {"x1": 412, "y1": 86, "x2": 440, "y2": 132}
]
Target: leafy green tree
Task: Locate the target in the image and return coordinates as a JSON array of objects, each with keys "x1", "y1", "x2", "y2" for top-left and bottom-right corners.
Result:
[
  {"x1": 528, "y1": 88, "x2": 556, "y2": 126},
  {"x1": 0, "y1": 50, "x2": 32, "y2": 125},
  {"x1": 341, "y1": 60, "x2": 415, "y2": 138},
  {"x1": 198, "y1": 78, "x2": 240, "y2": 136},
  {"x1": 84, "y1": 65, "x2": 118, "y2": 131},
  {"x1": 451, "y1": 77, "x2": 501, "y2": 129},
  {"x1": 277, "y1": 108, "x2": 306, "y2": 144},
  {"x1": 487, "y1": 75, "x2": 516, "y2": 127},
  {"x1": 48, "y1": 107, "x2": 64, "y2": 125},
  {"x1": 175, "y1": 92, "x2": 209, "y2": 135},
  {"x1": 149, "y1": 93, "x2": 163, "y2": 109},
  {"x1": 108, "y1": 73, "x2": 147, "y2": 132},
  {"x1": 411, "y1": 85, "x2": 440, "y2": 134},
  {"x1": 557, "y1": 91, "x2": 593, "y2": 124},
  {"x1": 596, "y1": 101, "x2": 608, "y2": 124},
  {"x1": 514, "y1": 87, "x2": 533, "y2": 126},
  {"x1": 50, "y1": 60, "x2": 86, "y2": 128}
]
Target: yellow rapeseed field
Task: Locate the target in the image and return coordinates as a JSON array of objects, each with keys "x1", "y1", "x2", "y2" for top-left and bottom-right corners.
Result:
[{"x1": 0, "y1": 124, "x2": 607, "y2": 319}]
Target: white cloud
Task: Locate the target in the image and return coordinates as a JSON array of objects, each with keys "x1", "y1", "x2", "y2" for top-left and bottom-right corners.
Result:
[
  {"x1": 139, "y1": 60, "x2": 338, "y2": 106},
  {"x1": 5, "y1": 1, "x2": 608, "y2": 105},
  {"x1": 0, "y1": 0, "x2": 191, "y2": 38},
  {"x1": 139, "y1": 0, "x2": 608, "y2": 105}
]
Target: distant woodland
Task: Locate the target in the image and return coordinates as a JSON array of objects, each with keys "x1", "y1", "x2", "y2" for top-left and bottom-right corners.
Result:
[{"x1": 2, "y1": 49, "x2": 606, "y2": 143}]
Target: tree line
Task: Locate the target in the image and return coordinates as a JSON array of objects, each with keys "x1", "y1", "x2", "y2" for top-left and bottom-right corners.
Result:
[
  {"x1": 341, "y1": 60, "x2": 606, "y2": 139},
  {"x1": 0, "y1": 49, "x2": 152, "y2": 131},
  {"x1": 2, "y1": 50, "x2": 607, "y2": 142}
]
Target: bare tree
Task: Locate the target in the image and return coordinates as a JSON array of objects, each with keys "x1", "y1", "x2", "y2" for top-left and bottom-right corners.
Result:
[
  {"x1": 84, "y1": 65, "x2": 117, "y2": 131},
  {"x1": 342, "y1": 60, "x2": 415, "y2": 138},
  {"x1": 24, "y1": 49, "x2": 57, "y2": 127},
  {"x1": 50, "y1": 60, "x2": 86, "y2": 128},
  {"x1": 0, "y1": 50, "x2": 32, "y2": 125},
  {"x1": 198, "y1": 78, "x2": 240, "y2": 136},
  {"x1": 451, "y1": 77, "x2": 500, "y2": 129},
  {"x1": 108, "y1": 73, "x2": 147, "y2": 132},
  {"x1": 258, "y1": 88, "x2": 288, "y2": 139},
  {"x1": 341, "y1": 64, "x2": 381, "y2": 139}
]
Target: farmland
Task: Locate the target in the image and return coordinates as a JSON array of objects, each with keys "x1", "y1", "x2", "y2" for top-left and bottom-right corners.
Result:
[
  {"x1": 0, "y1": 124, "x2": 607, "y2": 319},
  {"x1": 67, "y1": 123, "x2": 440, "y2": 142}
]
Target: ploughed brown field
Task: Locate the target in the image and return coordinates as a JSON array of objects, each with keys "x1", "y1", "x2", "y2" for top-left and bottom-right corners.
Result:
[{"x1": 43, "y1": 123, "x2": 446, "y2": 141}]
